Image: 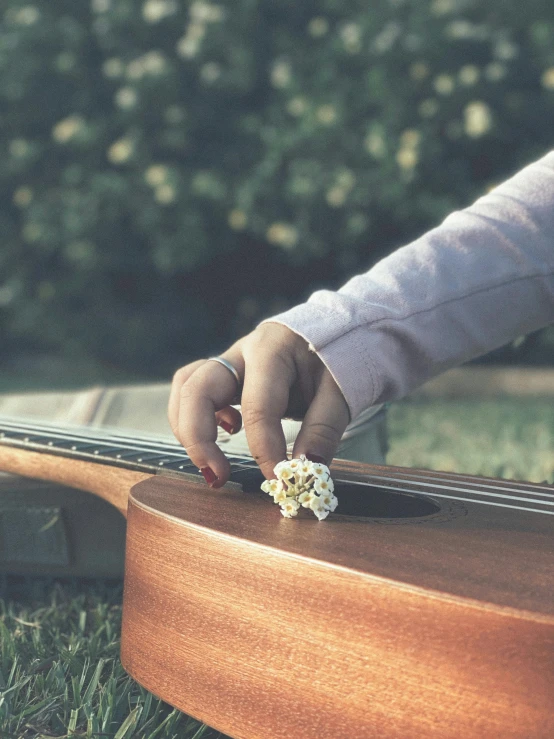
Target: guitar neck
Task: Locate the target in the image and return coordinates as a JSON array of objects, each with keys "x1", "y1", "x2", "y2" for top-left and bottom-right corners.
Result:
[
  {"x1": 0, "y1": 416, "x2": 261, "y2": 516},
  {"x1": 0, "y1": 415, "x2": 256, "y2": 474}
]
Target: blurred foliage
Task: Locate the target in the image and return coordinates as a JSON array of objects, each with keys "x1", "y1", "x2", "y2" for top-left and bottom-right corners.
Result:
[{"x1": 1, "y1": 0, "x2": 553, "y2": 376}]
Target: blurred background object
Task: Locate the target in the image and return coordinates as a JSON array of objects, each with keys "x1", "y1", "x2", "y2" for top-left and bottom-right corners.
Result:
[{"x1": 1, "y1": 0, "x2": 554, "y2": 387}]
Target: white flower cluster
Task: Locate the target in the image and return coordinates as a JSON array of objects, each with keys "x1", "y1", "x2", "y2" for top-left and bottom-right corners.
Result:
[{"x1": 261, "y1": 455, "x2": 338, "y2": 521}]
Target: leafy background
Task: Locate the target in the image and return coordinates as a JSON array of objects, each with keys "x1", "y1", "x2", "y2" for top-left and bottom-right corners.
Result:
[{"x1": 1, "y1": 0, "x2": 554, "y2": 381}]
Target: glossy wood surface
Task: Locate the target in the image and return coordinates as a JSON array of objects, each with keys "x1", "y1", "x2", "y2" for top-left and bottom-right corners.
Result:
[
  {"x1": 121, "y1": 462, "x2": 554, "y2": 739},
  {"x1": 1, "y1": 442, "x2": 552, "y2": 737}
]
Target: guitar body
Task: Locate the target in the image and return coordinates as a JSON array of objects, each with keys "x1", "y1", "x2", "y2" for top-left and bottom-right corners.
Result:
[
  {"x1": 0, "y1": 421, "x2": 552, "y2": 737},
  {"x1": 121, "y1": 461, "x2": 554, "y2": 739}
]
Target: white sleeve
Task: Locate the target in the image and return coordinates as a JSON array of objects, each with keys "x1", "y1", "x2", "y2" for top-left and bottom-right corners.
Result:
[{"x1": 262, "y1": 151, "x2": 554, "y2": 420}]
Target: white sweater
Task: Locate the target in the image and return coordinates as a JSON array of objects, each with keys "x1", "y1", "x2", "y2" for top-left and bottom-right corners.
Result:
[{"x1": 263, "y1": 150, "x2": 554, "y2": 421}]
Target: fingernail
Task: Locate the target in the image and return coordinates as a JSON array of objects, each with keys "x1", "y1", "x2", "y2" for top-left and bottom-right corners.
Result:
[
  {"x1": 200, "y1": 467, "x2": 218, "y2": 485},
  {"x1": 306, "y1": 453, "x2": 327, "y2": 465},
  {"x1": 219, "y1": 421, "x2": 234, "y2": 435}
]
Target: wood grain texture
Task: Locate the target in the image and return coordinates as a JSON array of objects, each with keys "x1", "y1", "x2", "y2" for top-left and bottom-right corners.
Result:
[
  {"x1": 121, "y1": 466, "x2": 554, "y2": 739},
  {"x1": 0, "y1": 445, "x2": 150, "y2": 517},
  {"x1": 1, "y1": 442, "x2": 552, "y2": 736}
]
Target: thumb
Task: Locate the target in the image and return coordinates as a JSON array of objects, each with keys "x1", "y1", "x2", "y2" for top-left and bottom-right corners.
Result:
[{"x1": 291, "y1": 370, "x2": 350, "y2": 465}]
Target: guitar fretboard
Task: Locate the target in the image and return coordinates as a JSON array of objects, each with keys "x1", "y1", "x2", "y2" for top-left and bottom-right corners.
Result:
[{"x1": 0, "y1": 417, "x2": 265, "y2": 491}]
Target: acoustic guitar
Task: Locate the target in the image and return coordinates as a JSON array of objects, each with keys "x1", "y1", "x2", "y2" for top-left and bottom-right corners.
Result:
[{"x1": 0, "y1": 415, "x2": 552, "y2": 738}]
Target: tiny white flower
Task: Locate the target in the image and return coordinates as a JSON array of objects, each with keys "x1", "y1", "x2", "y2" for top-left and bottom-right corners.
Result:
[
  {"x1": 314, "y1": 477, "x2": 334, "y2": 495},
  {"x1": 280, "y1": 499, "x2": 300, "y2": 518},
  {"x1": 273, "y1": 489, "x2": 289, "y2": 504},
  {"x1": 298, "y1": 490, "x2": 315, "y2": 508},
  {"x1": 296, "y1": 459, "x2": 314, "y2": 478},
  {"x1": 310, "y1": 498, "x2": 330, "y2": 521},
  {"x1": 310, "y1": 461, "x2": 330, "y2": 480},
  {"x1": 319, "y1": 492, "x2": 338, "y2": 512},
  {"x1": 264, "y1": 479, "x2": 284, "y2": 496},
  {"x1": 274, "y1": 460, "x2": 294, "y2": 479},
  {"x1": 288, "y1": 458, "x2": 302, "y2": 473}
]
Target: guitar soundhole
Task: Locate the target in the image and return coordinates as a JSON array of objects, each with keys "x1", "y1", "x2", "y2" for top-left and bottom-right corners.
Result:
[
  {"x1": 333, "y1": 482, "x2": 440, "y2": 518},
  {"x1": 231, "y1": 467, "x2": 440, "y2": 518}
]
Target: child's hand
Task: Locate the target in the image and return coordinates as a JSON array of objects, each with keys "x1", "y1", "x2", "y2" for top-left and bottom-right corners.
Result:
[{"x1": 168, "y1": 323, "x2": 350, "y2": 487}]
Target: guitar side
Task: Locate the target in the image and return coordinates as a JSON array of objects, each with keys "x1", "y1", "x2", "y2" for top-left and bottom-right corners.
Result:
[{"x1": 121, "y1": 466, "x2": 554, "y2": 739}]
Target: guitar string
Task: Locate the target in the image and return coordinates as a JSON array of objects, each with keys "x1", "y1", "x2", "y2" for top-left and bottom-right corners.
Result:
[
  {"x1": 334, "y1": 479, "x2": 554, "y2": 516},
  {"x1": 3, "y1": 417, "x2": 553, "y2": 510},
  {"x1": 0, "y1": 416, "x2": 552, "y2": 495},
  {"x1": 1, "y1": 415, "x2": 552, "y2": 493},
  {"x1": 0, "y1": 418, "x2": 250, "y2": 463},
  {"x1": 0, "y1": 418, "x2": 553, "y2": 515},
  {"x1": 347, "y1": 472, "x2": 554, "y2": 505},
  {"x1": 1, "y1": 417, "x2": 553, "y2": 507}
]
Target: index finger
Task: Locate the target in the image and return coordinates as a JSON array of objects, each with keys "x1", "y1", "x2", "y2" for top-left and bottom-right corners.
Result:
[
  {"x1": 173, "y1": 355, "x2": 244, "y2": 487},
  {"x1": 241, "y1": 353, "x2": 295, "y2": 480}
]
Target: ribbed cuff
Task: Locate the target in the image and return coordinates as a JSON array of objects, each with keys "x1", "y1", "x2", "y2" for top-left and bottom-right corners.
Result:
[{"x1": 260, "y1": 308, "x2": 380, "y2": 422}]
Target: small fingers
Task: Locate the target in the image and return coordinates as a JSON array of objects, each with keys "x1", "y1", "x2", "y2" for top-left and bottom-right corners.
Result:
[
  {"x1": 291, "y1": 371, "x2": 350, "y2": 466},
  {"x1": 241, "y1": 353, "x2": 295, "y2": 480},
  {"x1": 168, "y1": 360, "x2": 207, "y2": 441},
  {"x1": 169, "y1": 353, "x2": 244, "y2": 487},
  {"x1": 215, "y1": 406, "x2": 242, "y2": 435}
]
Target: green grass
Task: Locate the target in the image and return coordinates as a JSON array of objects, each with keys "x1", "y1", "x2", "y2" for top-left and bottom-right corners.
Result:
[
  {"x1": 1, "y1": 396, "x2": 553, "y2": 737},
  {"x1": 0, "y1": 579, "x2": 222, "y2": 739},
  {"x1": 387, "y1": 397, "x2": 554, "y2": 484}
]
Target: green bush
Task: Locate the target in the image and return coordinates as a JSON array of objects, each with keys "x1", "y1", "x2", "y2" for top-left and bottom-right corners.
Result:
[{"x1": 1, "y1": 0, "x2": 553, "y2": 374}]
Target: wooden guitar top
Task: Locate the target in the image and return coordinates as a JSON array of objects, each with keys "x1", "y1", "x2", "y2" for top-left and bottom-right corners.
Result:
[{"x1": 121, "y1": 462, "x2": 554, "y2": 739}]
